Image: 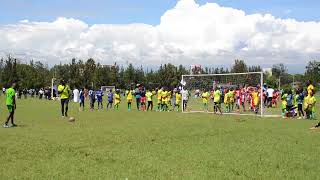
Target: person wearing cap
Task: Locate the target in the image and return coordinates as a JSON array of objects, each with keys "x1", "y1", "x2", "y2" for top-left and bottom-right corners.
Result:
[{"x1": 58, "y1": 80, "x2": 71, "y2": 117}]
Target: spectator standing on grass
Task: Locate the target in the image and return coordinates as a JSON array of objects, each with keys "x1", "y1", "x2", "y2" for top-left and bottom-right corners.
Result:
[
  {"x1": 23, "y1": 88, "x2": 28, "y2": 99},
  {"x1": 3, "y1": 83, "x2": 17, "y2": 128},
  {"x1": 88, "y1": 89, "x2": 95, "y2": 111},
  {"x1": 73, "y1": 88, "x2": 79, "y2": 103},
  {"x1": 79, "y1": 88, "x2": 85, "y2": 111},
  {"x1": 39, "y1": 88, "x2": 44, "y2": 99},
  {"x1": 18, "y1": 89, "x2": 22, "y2": 99},
  {"x1": 58, "y1": 80, "x2": 71, "y2": 117}
]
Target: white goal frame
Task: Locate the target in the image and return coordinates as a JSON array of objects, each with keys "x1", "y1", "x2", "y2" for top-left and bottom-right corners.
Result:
[
  {"x1": 101, "y1": 86, "x2": 116, "y2": 93},
  {"x1": 181, "y1": 72, "x2": 272, "y2": 117}
]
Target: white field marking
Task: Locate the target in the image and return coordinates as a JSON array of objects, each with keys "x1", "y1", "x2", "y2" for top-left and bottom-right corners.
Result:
[{"x1": 182, "y1": 111, "x2": 281, "y2": 118}]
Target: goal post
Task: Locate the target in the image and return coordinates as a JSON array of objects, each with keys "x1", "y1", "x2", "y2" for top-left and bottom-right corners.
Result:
[
  {"x1": 181, "y1": 72, "x2": 281, "y2": 118},
  {"x1": 101, "y1": 86, "x2": 116, "y2": 93}
]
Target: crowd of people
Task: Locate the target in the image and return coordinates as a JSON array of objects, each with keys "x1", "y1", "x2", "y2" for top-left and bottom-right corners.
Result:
[
  {"x1": 54, "y1": 80, "x2": 317, "y2": 122},
  {"x1": 12, "y1": 87, "x2": 57, "y2": 100},
  {"x1": 2, "y1": 79, "x2": 318, "y2": 129},
  {"x1": 195, "y1": 81, "x2": 317, "y2": 120},
  {"x1": 70, "y1": 84, "x2": 189, "y2": 113}
]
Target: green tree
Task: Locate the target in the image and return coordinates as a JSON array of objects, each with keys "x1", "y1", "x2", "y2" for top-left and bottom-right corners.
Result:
[
  {"x1": 305, "y1": 60, "x2": 320, "y2": 86},
  {"x1": 231, "y1": 59, "x2": 248, "y2": 73}
]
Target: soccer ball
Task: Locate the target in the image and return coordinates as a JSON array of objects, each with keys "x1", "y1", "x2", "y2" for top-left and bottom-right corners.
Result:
[{"x1": 69, "y1": 117, "x2": 75, "y2": 122}]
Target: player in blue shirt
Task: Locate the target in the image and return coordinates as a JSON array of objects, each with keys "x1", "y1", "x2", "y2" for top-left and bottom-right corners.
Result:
[
  {"x1": 107, "y1": 89, "x2": 114, "y2": 110},
  {"x1": 79, "y1": 88, "x2": 85, "y2": 111},
  {"x1": 96, "y1": 89, "x2": 104, "y2": 109}
]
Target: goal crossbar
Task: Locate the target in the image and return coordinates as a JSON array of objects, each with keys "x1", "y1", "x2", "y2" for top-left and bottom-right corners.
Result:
[{"x1": 182, "y1": 72, "x2": 262, "y2": 78}]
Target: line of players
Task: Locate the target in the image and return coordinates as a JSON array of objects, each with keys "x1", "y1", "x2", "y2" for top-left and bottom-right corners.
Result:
[
  {"x1": 75, "y1": 86, "x2": 189, "y2": 112},
  {"x1": 73, "y1": 86, "x2": 272, "y2": 114}
]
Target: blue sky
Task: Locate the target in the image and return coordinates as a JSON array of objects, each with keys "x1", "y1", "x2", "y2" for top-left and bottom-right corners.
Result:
[
  {"x1": 0, "y1": 0, "x2": 319, "y2": 73},
  {"x1": 0, "y1": 0, "x2": 319, "y2": 25}
]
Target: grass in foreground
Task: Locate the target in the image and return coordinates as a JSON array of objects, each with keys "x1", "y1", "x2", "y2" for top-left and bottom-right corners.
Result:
[{"x1": 0, "y1": 97, "x2": 319, "y2": 179}]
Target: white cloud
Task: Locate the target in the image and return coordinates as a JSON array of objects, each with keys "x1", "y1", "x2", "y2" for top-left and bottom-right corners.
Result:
[{"x1": 0, "y1": 0, "x2": 319, "y2": 72}]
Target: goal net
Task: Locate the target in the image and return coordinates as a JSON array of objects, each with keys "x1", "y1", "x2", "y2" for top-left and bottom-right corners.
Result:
[
  {"x1": 181, "y1": 72, "x2": 281, "y2": 117},
  {"x1": 101, "y1": 86, "x2": 116, "y2": 93}
]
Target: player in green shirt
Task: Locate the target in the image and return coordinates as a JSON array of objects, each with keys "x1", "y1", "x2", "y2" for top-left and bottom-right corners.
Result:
[
  {"x1": 146, "y1": 90, "x2": 154, "y2": 111},
  {"x1": 213, "y1": 87, "x2": 222, "y2": 115},
  {"x1": 58, "y1": 80, "x2": 71, "y2": 117},
  {"x1": 3, "y1": 83, "x2": 17, "y2": 128}
]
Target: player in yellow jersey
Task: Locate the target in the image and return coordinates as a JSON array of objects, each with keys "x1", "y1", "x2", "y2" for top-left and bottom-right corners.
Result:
[
  {"x1": 161, "y1": 89, "x2": 168, "y2": 111},
  {"x1": 229, "y1": 88, "x2": 235, "y2": 112},
  {"x1": 201, "y1": 89, "x2": 210, "y2": 112},
  {"x1": 175, "y1": 90, "x2": 182, "y2": 112},
  {"x1": 213, "y1": 87, "x2": 222, "y2": 114},
  {"x1": 224, "y1": 89, "x2": 230, "y2": 113},
  {"x1": 126, "y1": 88, "x2": 134, "y2": 111},
  {"x1": 305, "y1": 91, "x2": 316, "y2": 119},
  {"x1": 164, "y1": 90, "x2": 171, "y2": 111},
  {"x1": 114, "y1": 89, "x2": 121, "y2": 110},
  {"x1": 309, "y1": 92, "x2": 320, "y2": 129},
  {"x1": 58, "y1": 80, "x2": 71, "y2": 117},
  {"x1": 146, "y1": 89, "x2": 154, "y2": 111},
  {"x1": 251, "y1": 88, "x2": 260, "y2": 114},
  {"x1": 157, "y1": 88, "x2": 163, "y2": 111},
  {"x1": 307, "y1": 80, "x2": 314, "y2": 96}
]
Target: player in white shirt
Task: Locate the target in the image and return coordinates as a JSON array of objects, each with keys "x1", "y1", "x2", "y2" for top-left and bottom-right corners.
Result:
[
  {"x1": 181, "y1": 89, "x2": 189, "y2": 111},
  {"x1": 73, "y1": 88, "x2": 80, "y2": 103},
  {"x1": 266, "y1": 87, "x2": 274, "y2": 108}
]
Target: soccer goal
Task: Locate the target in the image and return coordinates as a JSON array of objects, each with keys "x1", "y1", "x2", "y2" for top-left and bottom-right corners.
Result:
[
  {"x1": 101, "y1": 86, "x2": 116, "y2": 93},
  {"x1": 181, "y1": 72, "x2": 281, "y2": 118}
]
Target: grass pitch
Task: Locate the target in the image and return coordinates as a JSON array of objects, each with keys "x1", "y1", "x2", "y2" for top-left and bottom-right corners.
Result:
[{"x1": 0, "y1": 96, "x2": 319, "y2": 179}]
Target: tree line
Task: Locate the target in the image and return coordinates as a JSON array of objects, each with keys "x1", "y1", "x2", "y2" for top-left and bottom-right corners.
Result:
[{"x1": 0, "y1": 55, "x2": 318, "y2": 90}]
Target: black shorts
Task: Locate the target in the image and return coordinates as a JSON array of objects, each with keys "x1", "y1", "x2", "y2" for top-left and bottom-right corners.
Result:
[
  {"x1": 286, "y1": 105, "x2": 293, "y2": 112},
  {"x1": 214, "y1": 102, "x2": 221, "y2": 106},
  {"x1": 298, "y1": 104, "x2": 303, "y2": 111},
  {"x1": 61, "y1": 99, "x2": 69, "y2": 105}
]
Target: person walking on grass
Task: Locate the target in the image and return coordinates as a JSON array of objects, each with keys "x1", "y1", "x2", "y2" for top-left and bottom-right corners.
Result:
[
  {"x1": 58, "y1": 80, "x2": 71, "y2": 117},
  {"x1": 3, "y1": 83, "x2": 17, "y2": 128},
  {"x1": 79, "y1": 88, "x2": 85, "y2": 111}
]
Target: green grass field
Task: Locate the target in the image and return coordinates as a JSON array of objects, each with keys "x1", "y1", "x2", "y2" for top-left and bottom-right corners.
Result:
[{"x1": 0, "y1": 96, "x2": 320, "y2": 179}]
